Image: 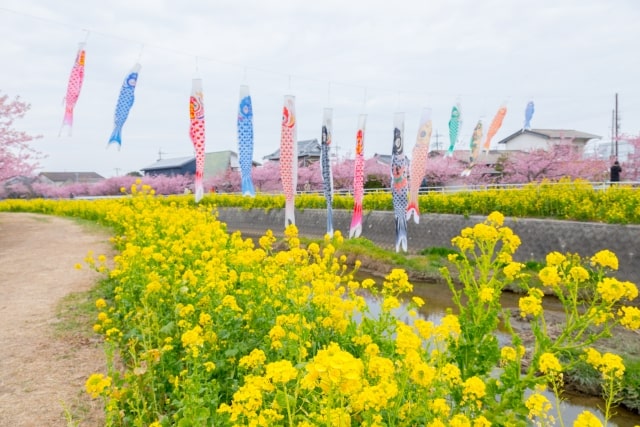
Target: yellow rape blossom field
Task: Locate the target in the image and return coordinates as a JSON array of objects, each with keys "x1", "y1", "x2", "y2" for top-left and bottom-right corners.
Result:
[
  {"x1": 1, "y1": 182, "x2": 640, "y2": 426},
  {"x1": 200, "y1": 178, "x2": 640, "y2": 225}
]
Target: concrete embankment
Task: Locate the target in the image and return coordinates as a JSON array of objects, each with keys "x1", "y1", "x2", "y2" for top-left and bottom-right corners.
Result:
[{"x1": 216, "y1": 208, "x2": 640, "y2": 285}]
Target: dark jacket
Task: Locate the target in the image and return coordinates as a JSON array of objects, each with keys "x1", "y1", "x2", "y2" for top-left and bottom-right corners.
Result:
[{"x1": 610, "y1": 162, "x2": 622, "y2": 182}]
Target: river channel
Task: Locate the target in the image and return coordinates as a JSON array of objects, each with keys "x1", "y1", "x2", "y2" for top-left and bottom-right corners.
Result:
[{"x1": 355, "y1": 272, "x2": 640, "y2": 426}]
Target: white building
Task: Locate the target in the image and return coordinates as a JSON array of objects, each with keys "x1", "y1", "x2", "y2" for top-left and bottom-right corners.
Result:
[{"x1": 496, "y1": 129, "x2": 601, "y2": 153}]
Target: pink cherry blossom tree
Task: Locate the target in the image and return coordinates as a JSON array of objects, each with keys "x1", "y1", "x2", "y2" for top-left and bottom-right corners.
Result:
[
  {"x1": 621, "y1": 134, "x2": 640, "y2": 181},
  {"x1": 364, "y1": 157, "x2": 391, "y2": 189},
  {"x1": 423, "y1": 154, "x2": 467, "y2": 187},
  {"x1": 297, "y1": 161, "x2": 323, "y2": 192},
  {"x1": 332, "y1": 158, "x2": 355, "y2": 190},
  {"x1": 209, "y1": 169, "x2": 241, "y2": 193},
  {"x1": 0, "y1": 93, "x2": 43, "y2": 182},
  {"x1": 500, "y1": 141, "x2": 608, "y2": 183},
  {"x1": 252, "y1": 161, "x2": 281, "y2": 193}
]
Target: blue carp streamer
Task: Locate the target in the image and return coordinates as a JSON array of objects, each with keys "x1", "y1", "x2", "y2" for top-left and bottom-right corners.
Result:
[
  {"x1": 109, "y1": 63, "x2": 141, "y2": 148},
  {"x1": 237, "y1": 85, "x2": 255, "y2": 196}
]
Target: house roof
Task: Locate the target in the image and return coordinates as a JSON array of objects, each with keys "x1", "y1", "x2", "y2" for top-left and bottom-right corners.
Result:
[
  {"x1": 263, "y1": 139, "x2": 321, "y2": 160},
  {"x1": 497, "y1": 129, "x2": 601, "y2": 145},
  {"x1": 39, "y1": 172, "x2": 105, "y2": 182},
  {"x1": 141, "y1": 156, "x2": 195, "y2": 171}
]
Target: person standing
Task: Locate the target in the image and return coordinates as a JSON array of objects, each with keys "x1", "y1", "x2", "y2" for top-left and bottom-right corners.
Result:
[{"x1": 610, "y1": 160, "x2": 622, "y2": 182}]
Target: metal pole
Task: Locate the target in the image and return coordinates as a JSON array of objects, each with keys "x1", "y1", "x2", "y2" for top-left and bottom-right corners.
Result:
[{"x1": 615, "y1": 93, "x2": 619, "y2": 158}]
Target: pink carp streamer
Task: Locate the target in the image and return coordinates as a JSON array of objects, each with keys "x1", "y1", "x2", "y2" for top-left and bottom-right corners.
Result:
[
  {"x1": 483, "y1": 105, "x2": 507, "y2": 153},
  {"x1": 60, "y1": 42, "x2": 86, "y2": 136},
  {"x1": 349, "y1": 114, "x2": 367, "y2": 239},
  {"x1": 189, "y1": 78, "x2": 206, "y2": 203},
  {"x1": 406, "y1": 108, "x2": 433, "y2": 224},
  {"x1": 462, "y1": 120, "x2": 483, "y2": 177},
  {"x1": 280, "y1": 95, "x2": 297, "y2": 227}
]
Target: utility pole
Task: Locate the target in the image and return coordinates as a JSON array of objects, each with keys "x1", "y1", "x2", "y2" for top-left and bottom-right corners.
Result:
[
  {"x1": 433, "y1": 130, "x2": 441, "y2": 151},
  {"x1": 114, "y1": 168, "x2": 121, "y2": 176},
  {"x1": 614, "y1": 93, "x2": 619, "y2": 158},
  {"x1": 158, "y1": 148, "x2": 167, "y2": 161},
  {"x1": 611, "y1": 109, "x2": 615, "y2": 158},
  {"x1": 333, "y1": 144, "x2": 341, "y2": 161}
]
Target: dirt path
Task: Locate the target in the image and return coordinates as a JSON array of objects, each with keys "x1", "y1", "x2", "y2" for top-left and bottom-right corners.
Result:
[{"x1": 0, "y1": 213, "x2": 113, "y2": 426}]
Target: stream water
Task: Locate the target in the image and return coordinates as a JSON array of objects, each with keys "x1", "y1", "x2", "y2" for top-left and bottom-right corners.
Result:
[{"x1": 356, "y1": 273, "x2": 640, "y2": 426}]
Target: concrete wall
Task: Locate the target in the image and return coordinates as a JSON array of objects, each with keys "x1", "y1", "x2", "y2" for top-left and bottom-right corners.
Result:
[{"x1": 216, "y1": 208, "x2": 640, "y2": 284}]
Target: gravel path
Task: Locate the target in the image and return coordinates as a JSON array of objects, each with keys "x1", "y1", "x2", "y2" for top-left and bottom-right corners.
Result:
[{"x1": 0, "y1": 213, "x2": 112, "y2": 426}]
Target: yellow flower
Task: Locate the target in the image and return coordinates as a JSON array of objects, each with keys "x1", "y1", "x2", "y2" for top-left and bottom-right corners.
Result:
[
  {"x1": 284, "y1": 223, "x2": 298, "y2": 239},
  {"x1": 569, "y1": 266, "x2": 590, "y2": 283},
  {"x1": 85, "y1": 373, "x2": 111, "y2": 398},
  {"x1": 525, "y1": 392, "x2": 552, "y2": 419},
  {"x1": 590, "y1": 249, "x2": 619, "y2": 270},
  {"x1": 395, "y1": 323, "x2": 421, "y2": 355},
  {"x1": 411, "y1": 296, "x2": 425, "y2": 307},
  {"x1": 487, "y1": 211, "x2": 505, "y2": 226},
  {"x1": 599, "y1": 353, "x2": 625, "y2": 379},
  {"x1": 181, "y1": 325, "x2": 204, "y2": 348},
  {"x1": 451, "y1": 236, "x2": 474, "y2": 252},
  {"x1": 145, "y1": 280, "x2": 162, "y2": 294},
  {"x1": 382, "y1": 295, "x2": 401, "y2": 312},
  {"x1": 573, "y1": 410, "x2": 603, "y2": 427},
  {"x1": 440, "y1": 363, "x2": 462, "y2": 386},
  {"x1": 361, "y1": 278, "x2": 376, "y2": 289},
  {"x1": 450, "y1": 414, "x2": 471, "y2": 427},
  {"x1": 479, "y1": 285, "x2": 495, "y2": 303},
  {"x1": 259, "y1": 230, "x2": 276, "y2": 250},
  {"x1": 352, "y1": 334, "x2": 373, "y2": 346},
  {"x1": 410, "y1": 362, "x2": 436, "y2": 387},
  {"x1": 500, "y1": 346, "x2": 517, "y2": 363},
  {"x1": 585, "y1": 348, "x2": 625, "y2": 380},
  {"x1": 430, "y1": 398, "x2": 450, "y2": 416},
  {"x1": 462, "y1": 376, "x2": 486, "y2": 407},
  {"x1": 618, "y1": 306, "x2": 640, "y2": 329},
  {"x1": 503, "y1": 261, "x2": 524, "y2": 280},
  {"x1": 239, "y1": 349, "x2": 267, "y2": 370},
  {"x1": 539, "y1": 266, "x2": 561, "y2": 287},
  {"x1": 597, "y1": 278, "x2": 638, "y2": 304},
  {"x1": 414, "y1": 319, "x2": 434, "y2": 340},
  {"x1": 545, "y1": 251, "x2": 566, "y2": 267},
  {"x1": 472, "y1": 223, "x2": 499, "y2": 242},
  {"x1": 473, "y1": 416, "x2": 491, "y2": 427},
  {"x1": 538, "y1": 352, "x2": 562, "y2": 375},
  {"x1": 301, "y1": 342, "x2": 363, "y2": 395},
  {"x1": 519, "y1": 293, "x2": 543, "y2": 318},
  {"x1": 95, "y1": 298, "x2": 107, "y2": 309},
  {"x1": 265, "y1": 360, "x2": 298, "y2": 384},
  {"x1": 435, "y1": 314, "x2": 461, "y2": 341},
  {"x1": 366, "y1": 355, "x2": 395, "y2": 381},
  {"x1": 382, "y1": 268, "x2": 413, "y2": 294}
]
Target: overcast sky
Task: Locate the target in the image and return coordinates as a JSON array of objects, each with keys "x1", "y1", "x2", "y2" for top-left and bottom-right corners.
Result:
[{"x1": 1, "y1": 0, "x2": 639, "y2": 178}]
